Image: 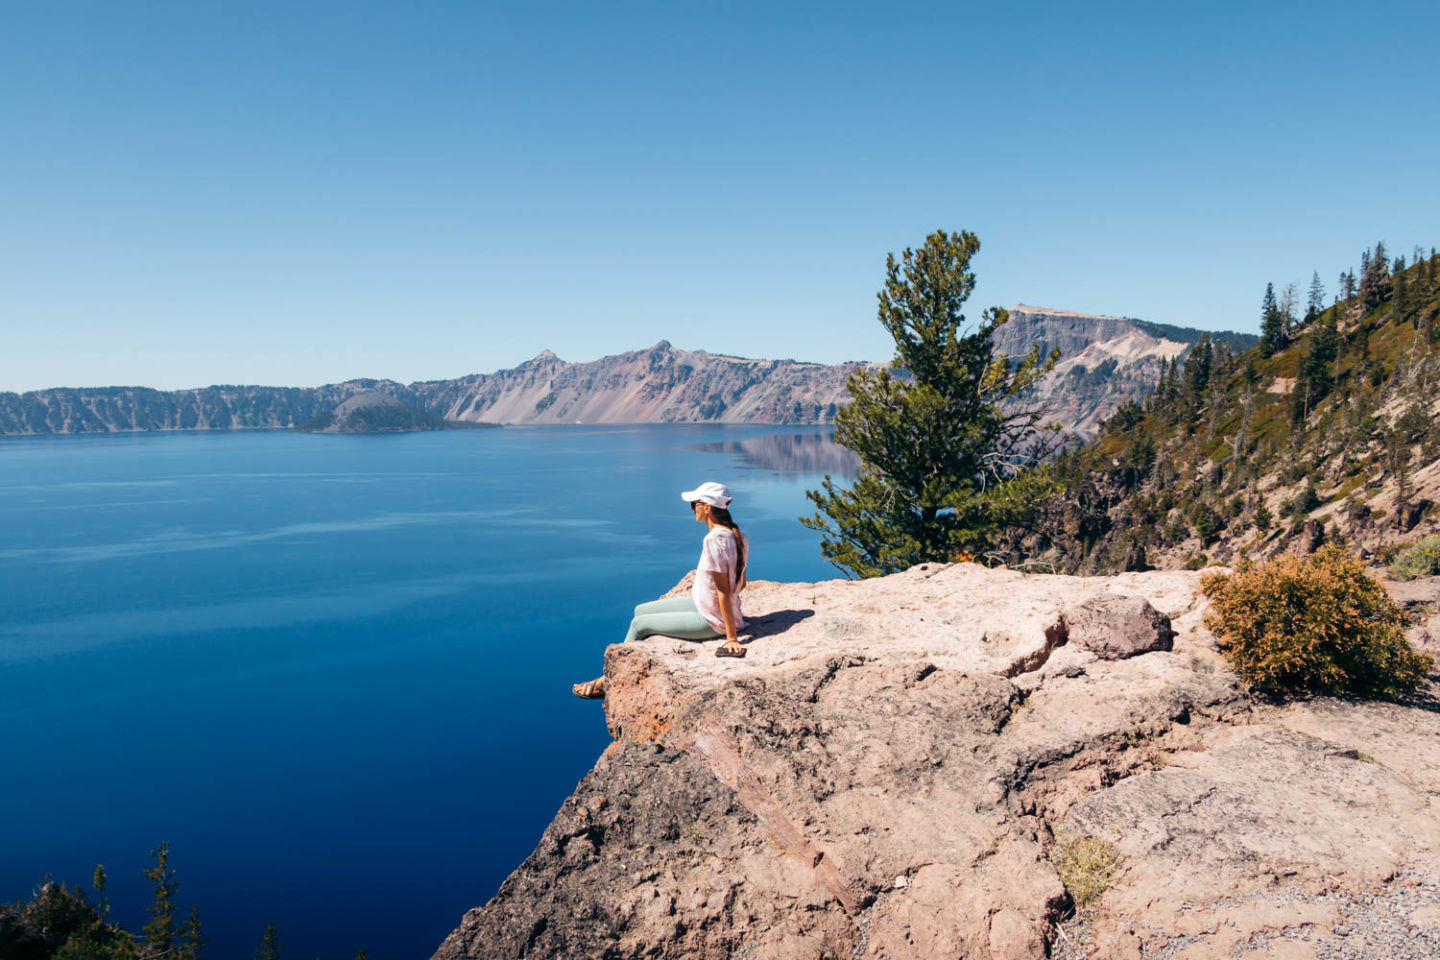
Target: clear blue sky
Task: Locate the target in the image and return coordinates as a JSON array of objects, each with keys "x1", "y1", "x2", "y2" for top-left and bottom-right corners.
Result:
[{"x1": 3, "y1": 0, "x2": 1437, "y2": 391}]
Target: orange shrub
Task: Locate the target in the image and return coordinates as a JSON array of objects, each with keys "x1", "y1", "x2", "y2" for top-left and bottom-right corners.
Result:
[{"x1": 1201, "y1": 545, "x2": 1433, "y2": 699}]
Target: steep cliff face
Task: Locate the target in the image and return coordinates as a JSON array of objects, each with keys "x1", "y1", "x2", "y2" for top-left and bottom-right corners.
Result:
[
  {"x1": 0, "y1": 383, "x2": 373, "y2": 434},
  {"x1": 1003, "y1": 305, "x2": 1227, "y2": 440},
  {"x1": 432, "y1": 563, "x2": 1440, "y2": 960}
]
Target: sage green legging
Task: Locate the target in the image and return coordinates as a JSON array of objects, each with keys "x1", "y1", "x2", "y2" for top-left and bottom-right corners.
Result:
[{"x1": 624, "y1": 596, "x2": 722, "y2": 644}]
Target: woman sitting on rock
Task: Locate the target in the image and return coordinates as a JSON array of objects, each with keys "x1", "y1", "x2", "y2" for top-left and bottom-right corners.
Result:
[{"x1": 572, "y1": 481, "x2": 748, "y2": 699}]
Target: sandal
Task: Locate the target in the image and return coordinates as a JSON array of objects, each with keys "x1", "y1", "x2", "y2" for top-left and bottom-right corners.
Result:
[
  {"x1": 572, "y1": 678, "x2": 606, "y2": 699},
  {"x1": 715, "y1": 643, "x2": 747, "y2": 659}
]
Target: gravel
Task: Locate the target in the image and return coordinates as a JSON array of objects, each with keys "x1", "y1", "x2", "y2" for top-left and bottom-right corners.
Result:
[{"x1": 1050, "y1": 862, "x2": 1440, "y2": 959}]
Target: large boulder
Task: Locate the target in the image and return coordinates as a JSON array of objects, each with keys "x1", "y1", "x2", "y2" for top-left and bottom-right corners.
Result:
[{"x1": 1063, "y1": 594, "x2": 1174, "y2": 660}]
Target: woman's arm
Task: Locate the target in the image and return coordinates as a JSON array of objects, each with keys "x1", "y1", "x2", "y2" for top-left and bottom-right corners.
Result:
[{"x1": 710, "y1": 570, "x2": 738, "y2": 645}]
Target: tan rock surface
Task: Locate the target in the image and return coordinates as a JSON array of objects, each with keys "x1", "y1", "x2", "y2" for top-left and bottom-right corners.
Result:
[{"x1": 434, "y1": 562, "x2": 1440, "y2": 960}]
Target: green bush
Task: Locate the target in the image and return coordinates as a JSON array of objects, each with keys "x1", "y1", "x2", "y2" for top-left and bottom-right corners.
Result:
[
  {"x1": 1390, "y1": 535, "x2": 1440, "y2": 581},
  {"x1": 1192, "y1": 504, "x2": 1224, "y2": 544},
  {"x1": 1202, "y1": 546, "x2": 1433, "y2": 699}
]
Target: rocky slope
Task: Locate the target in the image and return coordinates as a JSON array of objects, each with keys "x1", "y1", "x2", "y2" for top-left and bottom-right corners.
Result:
[
  {"x1": 1034, "y1": 251, "x2": 1440, "y2": 574},
  {"x1": 1001, "y1": 306, "x2": 1191, "y2": 440},
  {"x1": 1, "y1": 309, "x2": 1252, "y2": 437},
  {"x1": 432, "y1": 563, "x2": 1440, "y2": 960}
]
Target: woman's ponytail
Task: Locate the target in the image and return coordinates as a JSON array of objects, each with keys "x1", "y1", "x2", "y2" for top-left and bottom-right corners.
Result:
[{"x1": 709, "y1": 506, "x2": 746, "y2": 585}]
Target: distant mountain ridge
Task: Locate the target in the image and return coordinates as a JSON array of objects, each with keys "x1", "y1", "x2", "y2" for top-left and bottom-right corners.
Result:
[
  {"x1": 411, "y1": 341, "x2": 863, "y2": 425},
  {"x1": 0, "y1": 308, "x2": 1255, "y2": 437}
]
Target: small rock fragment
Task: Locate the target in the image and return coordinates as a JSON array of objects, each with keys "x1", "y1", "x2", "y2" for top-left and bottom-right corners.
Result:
[{"x1": 1412, "y1": 904, "x2": 1440, "y2": 927}]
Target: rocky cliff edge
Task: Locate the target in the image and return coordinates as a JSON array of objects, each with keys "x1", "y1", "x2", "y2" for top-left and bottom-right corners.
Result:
[{"x1": 433, "y1": 563, "x2": 1440, "y2": 960}]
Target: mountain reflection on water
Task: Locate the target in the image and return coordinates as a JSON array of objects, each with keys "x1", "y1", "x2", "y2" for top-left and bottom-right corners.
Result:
[{"x1": 688, "y1": 430, "x2": 860, "y2": 478}]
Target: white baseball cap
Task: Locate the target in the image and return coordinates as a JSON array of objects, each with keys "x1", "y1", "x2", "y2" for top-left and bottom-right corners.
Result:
[{"x1": 681, "y1": 481, "x2": 733, "y2": 509}]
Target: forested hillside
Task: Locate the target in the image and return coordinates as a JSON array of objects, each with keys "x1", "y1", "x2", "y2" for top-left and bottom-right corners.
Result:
[{"x1": 1020, "y1": 243, "x2": 1440, "y2": 574}]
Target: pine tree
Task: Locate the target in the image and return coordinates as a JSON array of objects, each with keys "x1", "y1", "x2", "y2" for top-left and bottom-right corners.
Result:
[
  {"x1": 94, "y1": 865, "x2": 109, "y2": 923},
  {"x1": 1393, "y1": 256, "x2": 1410, "y2": 320},
  {"x1": 142, "y1": 843, "x2": 179, "y2": 958},
  {"x1": 179, "y1": 905, "x2": 208, "y2": 960},
  {"x1": 1293, "y1": 312, "x2": 1339, "y2": 423},
  {"x1": 1306, "y1": 271, "x2": 1325, "y2": 323},
  {"x1": 803, "y1": 229, "x2": 1058, "y2": 577},
  {"x1": 1148, "y1": 358, "x2": 1169, "y2": 411},
  {"x1": 256, "y1": 922, "x2": 283, "y2": 960},
  {"x1": 1259, "y1": 283, "x2": 1286, "y2": 357},
  {"x1": 1331, "y1": 296, "x2": 1346, "y2": 376},
  {"x1": 1360, "y1": 240, "x2": 1391, "y2": 310},
  {"x1": 1183, "y1": 335, "x2": 1213, "y2": 404}
]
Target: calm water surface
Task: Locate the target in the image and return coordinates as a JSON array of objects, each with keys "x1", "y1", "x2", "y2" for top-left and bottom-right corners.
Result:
[{"x1": 0, "y1": 425, "x2": 850, "y2": 959}]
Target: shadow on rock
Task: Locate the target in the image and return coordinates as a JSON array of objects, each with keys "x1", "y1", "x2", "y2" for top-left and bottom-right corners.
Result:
[{"x1": 743, "y1": 608, "x2": 816, "y2": 640}]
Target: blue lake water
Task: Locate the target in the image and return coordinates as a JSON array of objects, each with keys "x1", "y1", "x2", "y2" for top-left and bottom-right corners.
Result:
[{"x1": 0, "y1": 425, "x2": 854, "y2": 959}]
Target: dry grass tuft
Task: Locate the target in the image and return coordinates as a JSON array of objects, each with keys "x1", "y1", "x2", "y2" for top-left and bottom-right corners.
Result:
[{"x1": 1052, "y1": 831, "x2": 1124, "y2": 910}]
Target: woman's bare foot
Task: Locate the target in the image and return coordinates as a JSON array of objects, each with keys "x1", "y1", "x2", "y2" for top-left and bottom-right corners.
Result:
[{"x1": 572, "y1": 677, "x2": 605, "y2": 699}]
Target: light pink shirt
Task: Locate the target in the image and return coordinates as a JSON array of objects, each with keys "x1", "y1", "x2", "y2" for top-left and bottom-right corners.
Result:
[{"x1": 692, "y1": 527, "x2": 746, "y2": 634}]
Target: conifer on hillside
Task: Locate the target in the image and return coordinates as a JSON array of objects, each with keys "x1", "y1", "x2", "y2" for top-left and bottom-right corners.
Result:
[
  {"x1": 1259, "y1": 283, "x2": 1287, "y2": 357},
  {"x1": 1306, "y1": 271, "x2": 1326, "y2": 323},
  {"x1": 1360, "y1": 241, "x2": 1391, "y2": 310}
]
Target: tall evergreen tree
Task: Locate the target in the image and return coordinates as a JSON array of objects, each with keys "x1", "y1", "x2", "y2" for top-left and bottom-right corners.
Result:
[
  {"x1": 137, "y1": 843, "x2": 205, "y2": 960},
  {"x1": 803, "y1": 229, "x2": 1057, "y2": 577},
  {"x1": 179, "y1": 905, "x2": 208, "y2": 960},
  {"x1": 94, "y1": 865, "x2": 110, "y2": 923},
  {"x1": 1183, "y1": 335, "x2": 1213, "y2": 401},
  {"x1": 255, "y1": 922, "x2": 282, "y2": 960},
  {"x1": 1360, "y1": 240, "x2": 1391, "y2": 310},
  {"x1": 1148, "y1": 358, "x2": 1169, "y2": 411},
  {"x1": 1293, "y1": 313, "x2": 1340, "y2": 422},
  {"x1": 1306, "y1": 270, "x2": 1325, "y2": 323},
  {"x1": 1259, "y1": 283, "x2": 1286, "y2": 357},
  {"x1": 142, "y1": 844, "x2": 178, "y2": 958},
  {"x1": 1393, "y1": 256, "x2": 1410, "y2": 320}
]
